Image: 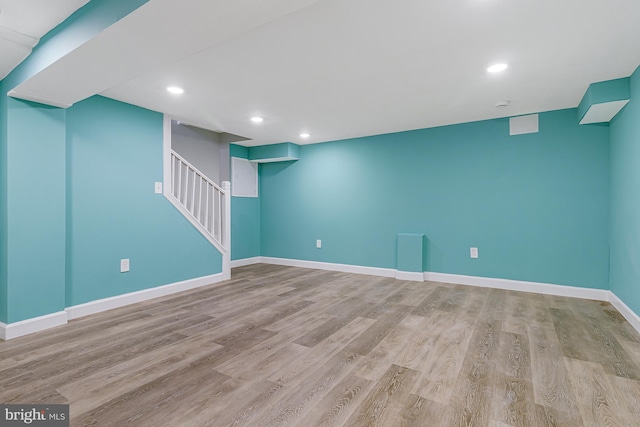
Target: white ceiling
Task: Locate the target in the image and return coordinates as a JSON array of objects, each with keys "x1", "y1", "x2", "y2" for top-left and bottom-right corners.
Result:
[
  {"x1": 0, "y1": 0, "x2": 89, "y2": 80},
  {"x1": 5, "y1": 0, "x2": 640, "y2": 146}
]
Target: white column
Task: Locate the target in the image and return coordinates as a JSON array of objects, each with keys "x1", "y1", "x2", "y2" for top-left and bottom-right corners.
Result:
[
  {"x1": 222, "y1": 181, "x2": 231, "y2": 280},
  {"x1": 162, "y1": 114, "x2": 171, "y2": 195}
]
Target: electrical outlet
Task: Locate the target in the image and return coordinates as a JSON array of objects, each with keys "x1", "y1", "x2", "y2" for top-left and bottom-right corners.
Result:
[
  {"x1": 316, "y1": 239, "x2": 322, "y2": 249},
  {"x1": 470, "y1": 247, "x2": 478, "y2": 259},
  {"x1": 154, "y1": 182, "x2": 163, "y2": 194},
  {"x1": 120, "y1": 258, "x2": 130, "y2": 272}
]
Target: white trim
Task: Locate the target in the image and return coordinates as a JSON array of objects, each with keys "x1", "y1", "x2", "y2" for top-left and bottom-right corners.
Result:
[
  {"x1": 0, "y1": 311, "x2": 67, "y2": 341},
  {"x1": 231, "y1": 257, "x2": 263, "y2": 268},
  {"x1": 7, "y1": 89, "x2": 73, "y2": 108},
  {"x1": 1, "y1": 274, "x2": 226, "y2": 340},
  {"x1": 256, "y1": 256, "x2": 640, "y2": 335},
  {"x1": 4, "y1": 261, "x2": 640, "y2": 339},
  {"x1": 261, "y1": 257, "x2": 396, "y2": 277},
  {"x1": 580, "y1": 100, "x2": 630, "y2": 124},
  {"x1": 66, "y1": 273, "x2": 224, "y2": 320},
  {"x1": 423, "y1": 271, "x2": 609, "y2": 301},
  {"x1": 222, "y1": 181, "x2": 231, "y2": 280},
  {"x1": 224, "y1": 258, "x2": 640, "y2": 335},
  {"x1": 0, "y1": 26, "x2": 38, "y2": 48},
  {"x1": 163, "y1": 114, "x2": 172, "y2": 197},
  {"x1": 395, "y1": 271, "x2": 425, "y2": 281},
  {"x1": 251, "y1": 156, "x2": 298, "y2": 163},
  {"x1": 165, "y1": 193, "x2": 228, "y2": 255},
  {"x1": 162, "y1": 115, "x2": 229, "y2": 279},
  {"x1": 608, "y1": 291, "x2": 640, "y2": 334}
]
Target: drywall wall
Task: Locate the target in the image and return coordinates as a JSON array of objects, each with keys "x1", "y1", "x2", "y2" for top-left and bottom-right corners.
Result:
[
  {"x1": 66, "y1": 96, "x2": 222, "y2": 306},
  {"x1": 0, "y1": 0, "x2": 152, "y2": 324},
  {"x1": 171, "y1": 120, "x2": 228, "y2": 184},
  {"x1": 230, "y1": 144, "x2": 260, "y2": 260},
  {"x1": 260, "y1": 108, "x2": 610, "y2": 289},
  {"x1": 610, "y1": 65, "x2": 640, "y2": 315},
  {"x1": 0, "y1": 80, "x2": 8, "y2": 323},
  {"x1": 5, "y1": 98, "x2": 67, "y2": 323}
]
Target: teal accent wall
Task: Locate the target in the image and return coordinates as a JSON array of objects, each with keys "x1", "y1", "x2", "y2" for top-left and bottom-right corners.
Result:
[
  {"x1": 610, "y1": 65, "x2": 640, "y2": 314},
  {"x1": 0, "y1": 81, "x2": 8, "y2": 323},
  {"x1": 66, "y1": 96, "x2": 221, "y2": 306},
  {"x1": 230, "y1": 144, "x2": 260, "y2": 260},
  {"x1": 0, "y1": 0, "x2": 157, "y2": 325},
  {"x1": 578, "y1": 77, "x2": 631, "y2": 122},
  {"x1": 6, "y1": 99, "x2": 67, "y2": 323},
  {"x1": 397, "y1": 234, "x2": 425, "y2": 273},
  {"x1": 260, "y1": 109, "x2": 610, "y2": 289},
  {"x1": 230, "y1": 144, "x2": 249, "y2": 158},
  {"x1": 232, "y1": 197, "x2": 261, "y2": 260}
]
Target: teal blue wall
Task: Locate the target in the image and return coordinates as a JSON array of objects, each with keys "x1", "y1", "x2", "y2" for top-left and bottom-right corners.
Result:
[
  {"x1": 397, "y1": 234, "x2": 425, "y2": 273},
  {"x1": 0, "y1": 81, "x2": 8, "y2": 323},
  {"x1": 232, "y1": 197, "x2": 261, "y2": 260},
  {"x1": 230, "y1": 144, "x2": 249, "y2": 159},
  {"x1": 0, "y1": 0, "x2": 154, "y2": 324},
  {"x1": 6, "y1": 99, "x2": 67, "y2": 323},
  {"x1": 260, "y1": 109, "x2": 610, "y2": 289},
  {"x1": 66, "y1": 96, "x2": 221, "y2": 306},
  {"x1": 578, "y1": 77, "x2": 631, "y2": 122},
  {"x1": 230, "y1": 145, "x2": 260, "y2": 260},
  {"x1": 610, "y1": 66, "x2": 640, "y2": 314}
]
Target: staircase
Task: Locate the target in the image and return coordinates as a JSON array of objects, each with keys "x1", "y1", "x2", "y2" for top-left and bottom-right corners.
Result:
[{"x1": 166, "y1": 149, "x2": 231, "y2": 279}]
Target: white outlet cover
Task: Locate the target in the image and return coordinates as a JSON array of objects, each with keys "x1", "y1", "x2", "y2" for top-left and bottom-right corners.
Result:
[
  {"x1": 470, "y1": 247, "x2": 479, "y2": 259},
  {"x1": 316, "y1": 239, "x2": 322, "y2": 248},
  {"x1": 154, "y1": 182, "x2": 163, "y2": 194},
  {"x1": 120, "y1": 258, "x2": 130, "y2": 272}
]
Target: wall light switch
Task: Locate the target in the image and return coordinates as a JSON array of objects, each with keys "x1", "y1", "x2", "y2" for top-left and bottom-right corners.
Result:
[
  {"x1": 154, "y1": 182, "x2": 163, "y2": 194},
  {"x1": 120, "y1": 258, "x2": 130, "y2": 273},
  {"x1": 470, "y1": 247, "x2": 479, "y2": 259},
  {"x1": 316, "y1": 239, "x2": 322, "y2": 249}
]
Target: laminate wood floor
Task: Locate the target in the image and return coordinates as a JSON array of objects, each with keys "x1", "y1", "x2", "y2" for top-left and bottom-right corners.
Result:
[{"x1": 2, "y1": 264, "x2": 640, "y2": 426}]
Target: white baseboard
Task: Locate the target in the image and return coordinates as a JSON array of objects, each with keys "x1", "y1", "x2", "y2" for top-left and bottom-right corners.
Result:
[
  {"x1": 608, "y1": 291, "x2": 640, "y2": 334},
  {"x1": 261, "y1": 257, "x2": 396, "y2": 278},
  {"x1": 0, "y1": 273, "x2": 227, "y2": 341},
  {"x1": 395, "y1": 271, "x2": 424, "y2": 281},
  {"x1": 242, "y1": 257, "x2": 608, "y2": 300},
  {"x1": 424, "y1": 271, "x2": 610, "y2": 301},
  {"x1": 4, "y1": 258, "x2": 640, "y2": 338},
  {"x1": 227, "y1": 258, "x2": 640, "y2": 334},
  {"x1": 66, "y1": 273, "x2": 224, "y2": 320},
  {"x1": 237, "y1": 259, "x2": 640, "y2": 335},
  {"x1": 231, "y1": 257, "x2": 263, "y2": 268},
  {"x1": 0, "y1": 311, "x2": 68, "y2": 341}
]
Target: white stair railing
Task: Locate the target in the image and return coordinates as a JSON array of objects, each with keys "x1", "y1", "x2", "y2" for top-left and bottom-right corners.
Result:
[{"x1": 170, "y1": 150, "x2": 230, "y2": 256}]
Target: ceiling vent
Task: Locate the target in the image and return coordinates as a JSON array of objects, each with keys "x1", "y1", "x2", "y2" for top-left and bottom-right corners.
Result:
[{"x1": 510, "y1": 114, "x2": 539, "y2": 136}]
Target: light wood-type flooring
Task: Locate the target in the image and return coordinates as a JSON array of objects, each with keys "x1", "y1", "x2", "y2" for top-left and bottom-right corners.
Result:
[{"x1": 2, "y1": 264, "x2": 640, "y2": 426}]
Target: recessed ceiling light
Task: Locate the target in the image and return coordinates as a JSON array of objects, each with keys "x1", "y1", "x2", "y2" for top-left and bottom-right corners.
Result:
[
  {"x1": 166, "y1": 86, "x2": 184, "y2": 94},
  {"x1": 251, "y1": 117, "x2": 264, "y2": 123},
  {"x1": 487, "y1": 63, "x2": 508, "y2": 73},
  {"x1": 300, "y1": 133, "x2": 310, "y2": 138}
]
